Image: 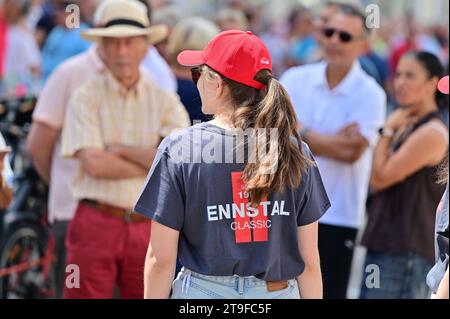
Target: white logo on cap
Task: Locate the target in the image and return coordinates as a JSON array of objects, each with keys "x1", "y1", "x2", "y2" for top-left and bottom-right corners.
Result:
[{"x1": 260, "y1": 57, "x2": 270, "y2": 65}]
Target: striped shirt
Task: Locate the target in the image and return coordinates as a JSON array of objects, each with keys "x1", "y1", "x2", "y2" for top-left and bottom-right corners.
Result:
[{"x1": 62, "y1": 70, "x2": 190, "y2": 209}]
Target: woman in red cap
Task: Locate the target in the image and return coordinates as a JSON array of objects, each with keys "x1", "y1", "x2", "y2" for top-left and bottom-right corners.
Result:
[{"x1": 135, "y1": 30, "x2": 330, "y2": 299}]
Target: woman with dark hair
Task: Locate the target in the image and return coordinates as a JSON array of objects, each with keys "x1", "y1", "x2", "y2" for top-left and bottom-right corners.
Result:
[
  {"x1": 360, "y1": 52, "x2": 449, "y2": 299},
  {"x1": 135, "y1": 30, "x2": 330, "y2": 299}
]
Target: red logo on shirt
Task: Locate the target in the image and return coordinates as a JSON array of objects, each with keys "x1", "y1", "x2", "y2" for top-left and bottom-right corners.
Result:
[{"x1": 231, "y1": 172, "x2": 269, "y2": 243}]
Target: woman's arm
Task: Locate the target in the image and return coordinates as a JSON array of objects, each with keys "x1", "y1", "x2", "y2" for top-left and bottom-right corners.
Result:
[
  {"x1": 296, "y1": 221, "x2": 323, "y2": 299},
  {"x1": 435, "y1": 267, "x2": 449, "y2": 299},
  {"x1": 371, "y1": 122, "x2": 448, "y2": 192},
  {"x1": 144, "y1": 220, "x2": 180, "y2": 299}
]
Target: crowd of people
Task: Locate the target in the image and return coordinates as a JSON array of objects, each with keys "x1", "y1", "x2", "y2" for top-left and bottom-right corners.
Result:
[{"x1": 0, "y1": 0, "x2": 448, "y2": 299}]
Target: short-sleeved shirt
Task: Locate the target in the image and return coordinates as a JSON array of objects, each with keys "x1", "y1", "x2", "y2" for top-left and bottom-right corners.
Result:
[
  {"x1": 280, "y1": 61, "x2": 386, "y2": 229},
  {"x1": 135, "y1": 122, "x2": 330, "y2": 281},
  {"x1": 61, "y1": 70, "x2": 190, "y2": 209},
  {"x1": 427, "y1": 183, "x2": 449, "y2": 293}
]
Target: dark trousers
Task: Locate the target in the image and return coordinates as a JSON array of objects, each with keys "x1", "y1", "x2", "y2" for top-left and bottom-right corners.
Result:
[{"x1": 318, "y1": 223, "x2": 358, "y2": 299}]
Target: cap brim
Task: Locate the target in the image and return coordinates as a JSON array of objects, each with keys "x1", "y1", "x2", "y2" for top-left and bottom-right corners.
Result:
[
  {"x1": 177, "y1": 50, "x2": 204, "y2": 67},
  {"x1": 438, "y1": 76, "x2": 449, "y2": 95},
  {"x1": 81, "y1": 24, "x2": 168, "y2": 45}
]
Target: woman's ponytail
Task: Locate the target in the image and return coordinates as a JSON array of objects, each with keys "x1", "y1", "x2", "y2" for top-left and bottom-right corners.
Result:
[{"x1": 217, "y1": 67, "x2": 313, "y2": 205}]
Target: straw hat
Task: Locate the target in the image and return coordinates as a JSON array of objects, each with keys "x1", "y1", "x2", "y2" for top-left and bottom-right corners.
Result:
[{"x1": 81, "y1": 0, "x2": 168, "y2": 44}]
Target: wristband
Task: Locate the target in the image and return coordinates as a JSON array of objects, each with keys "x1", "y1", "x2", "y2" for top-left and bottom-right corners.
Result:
[{"x1": 378, "y1": 126, "x2": 394, "y2": 138}]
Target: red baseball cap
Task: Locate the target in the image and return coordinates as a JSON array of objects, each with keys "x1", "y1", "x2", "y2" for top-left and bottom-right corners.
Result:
[
  {"x1": 177, "y1": 30, "x2": 272, "y2": 90},
  {"x1": 438, "y1": 76, "x2": 449, "y2": 95}
]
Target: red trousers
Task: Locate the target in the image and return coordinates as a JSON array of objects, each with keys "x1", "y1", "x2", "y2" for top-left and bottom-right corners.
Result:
[{"x1": 63, "y1": 202, "x2": 151, "y2": 299}]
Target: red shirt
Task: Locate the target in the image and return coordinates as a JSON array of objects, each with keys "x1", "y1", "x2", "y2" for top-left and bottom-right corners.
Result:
[{"x1": 0, "y1": 10, "x2": 8, "y2": 78}]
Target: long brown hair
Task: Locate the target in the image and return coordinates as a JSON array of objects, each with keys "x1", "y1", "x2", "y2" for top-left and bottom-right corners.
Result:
[
  {"x1": 205, "y1": 65, "x2": 314, "y2": 205},
  {"x1": 437, "y1": 154, "x2": 449, "y2": 185}
]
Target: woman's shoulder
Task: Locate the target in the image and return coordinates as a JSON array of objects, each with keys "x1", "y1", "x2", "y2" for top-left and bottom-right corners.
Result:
[
  {"x1": 414, "y1": 119, "x2": 448, "y2": 144},
  {"x1": 423, "y1": 119, "x2": 448, "y2": 134},
  {"x1": 404, "y1": 120, "x2": 449, "y2": 165}
]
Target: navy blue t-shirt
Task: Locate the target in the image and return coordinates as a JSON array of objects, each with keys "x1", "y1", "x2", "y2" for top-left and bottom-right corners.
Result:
[{"x1": 135, "y1": 122, "x2": 330, "y2": 281}]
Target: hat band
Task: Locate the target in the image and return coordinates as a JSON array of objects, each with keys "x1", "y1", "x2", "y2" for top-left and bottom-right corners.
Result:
[{"x1": 104, "y1": 19, "x2": 146, "y2": 29}]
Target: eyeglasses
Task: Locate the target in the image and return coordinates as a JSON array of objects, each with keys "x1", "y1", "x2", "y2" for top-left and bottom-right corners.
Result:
[
  {"x1": 322, "y1": 28, "x2": 364, "y2": 43},
  {"x1": 191, "y1": 67, "x2": 203, "y2": 85}
]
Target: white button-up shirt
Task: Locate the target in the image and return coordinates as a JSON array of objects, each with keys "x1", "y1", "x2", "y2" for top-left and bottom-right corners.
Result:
[{"x1": 280, "y1": 61, "x2": 386, "y2": 229}]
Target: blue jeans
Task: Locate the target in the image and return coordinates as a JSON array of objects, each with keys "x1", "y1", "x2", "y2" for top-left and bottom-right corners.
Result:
[
  {"x1": 171, "y1": 268, "x2": 301, "y2": 299},
  {"x1": 359, "y1": 250, "x2": 433, "y2": 299}
]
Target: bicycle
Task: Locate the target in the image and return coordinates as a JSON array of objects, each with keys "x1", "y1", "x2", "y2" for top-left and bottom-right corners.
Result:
[{"x1": 0, "y1": 96, "x2": 54, "y2": 299}]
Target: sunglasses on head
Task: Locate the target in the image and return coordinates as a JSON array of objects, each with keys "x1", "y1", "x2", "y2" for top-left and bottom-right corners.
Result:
[
  {"x1": 191, "y1": 67, "x2": 203, "y2": 85},
  {"x1": 322, "y1": 28, "x2": 364, "y2": 43}
]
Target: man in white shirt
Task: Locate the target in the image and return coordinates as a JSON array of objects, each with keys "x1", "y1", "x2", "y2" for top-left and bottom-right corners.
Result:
[{"x1": 280, "y1": 5, "x2": 386, "y2": 299}]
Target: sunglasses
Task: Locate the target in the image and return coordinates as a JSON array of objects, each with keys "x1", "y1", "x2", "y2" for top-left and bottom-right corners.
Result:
[
  {"x1": 322, "y1": 28, "x2": 364, "y2": 43},
  {"x1": 191, "y1": 67, "x2": 203, "y2": 85}
]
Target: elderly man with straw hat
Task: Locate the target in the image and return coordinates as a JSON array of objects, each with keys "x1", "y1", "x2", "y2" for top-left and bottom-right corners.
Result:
[{"x1": 61, "y1": 0, "x2": 190, "y2": 299}]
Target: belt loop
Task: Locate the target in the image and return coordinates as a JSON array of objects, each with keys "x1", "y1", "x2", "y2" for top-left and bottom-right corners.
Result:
[
  {"x1": 182, "y1": 270, "x2": 192, "y2": 294},
  {"x1": 238, "y1": 277, "x2": 244, "y2": 295},
  {"x1": 125, "y1": 210, "x2": 132, "y2": 223}
]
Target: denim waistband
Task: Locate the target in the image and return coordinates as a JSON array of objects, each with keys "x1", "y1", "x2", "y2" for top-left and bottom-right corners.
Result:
[{"x1": 179, "y1": 267, "x2": 295, "y2": 290}]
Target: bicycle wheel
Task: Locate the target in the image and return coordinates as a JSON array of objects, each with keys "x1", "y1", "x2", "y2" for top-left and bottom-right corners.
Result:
[{"x1": 0, "y1": 223, "x2": 53, "y2": 299}]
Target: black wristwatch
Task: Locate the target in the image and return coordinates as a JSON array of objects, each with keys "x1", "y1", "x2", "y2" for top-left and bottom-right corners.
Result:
[{"x1": 378, "y1": 126, "x2": 394, "y2": 138}]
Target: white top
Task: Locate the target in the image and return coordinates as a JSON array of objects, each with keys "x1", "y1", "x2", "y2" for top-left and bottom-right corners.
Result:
[
  {"x1": 280, "y1": 61, "x2": 386, "y2": 229},
  {"x1": 142, "y1": 46, "x2": 177, "y2": 93}
]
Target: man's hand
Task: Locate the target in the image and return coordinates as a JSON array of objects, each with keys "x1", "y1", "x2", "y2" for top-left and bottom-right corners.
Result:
[{"x1": 337, "y1": 122, "x2": 360, "y2": 138}]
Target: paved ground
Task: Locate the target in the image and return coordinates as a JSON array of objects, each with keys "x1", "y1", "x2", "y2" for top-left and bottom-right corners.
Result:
[{"x1": 347, "y1": 219, "x2": 368, "y2": 299}]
